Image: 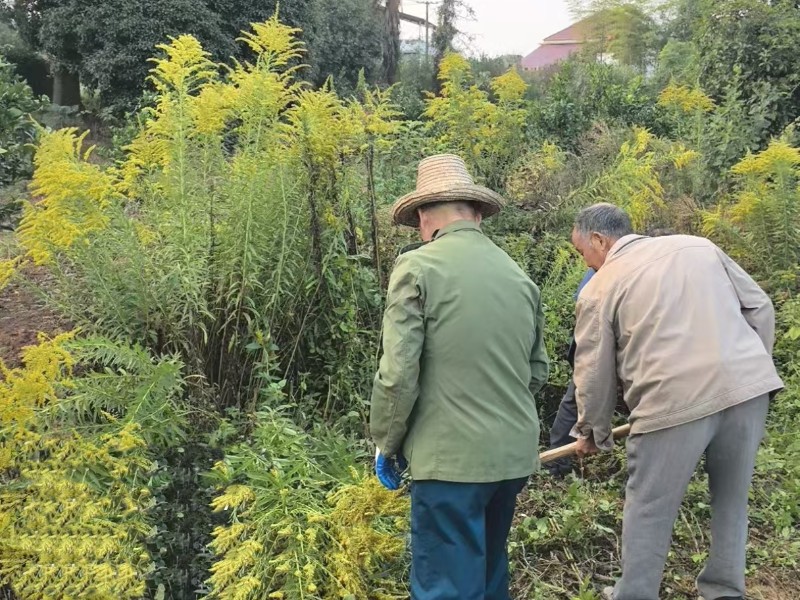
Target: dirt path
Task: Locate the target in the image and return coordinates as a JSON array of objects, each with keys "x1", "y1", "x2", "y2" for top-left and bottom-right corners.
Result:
[{"x1": 0, "y1": 242, "x2": 67, "y2": 367}]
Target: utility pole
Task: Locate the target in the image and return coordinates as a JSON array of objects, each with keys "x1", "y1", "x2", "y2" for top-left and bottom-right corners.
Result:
[{"x1": 425, "y1": 1, "x2": 430, "y2": 64}]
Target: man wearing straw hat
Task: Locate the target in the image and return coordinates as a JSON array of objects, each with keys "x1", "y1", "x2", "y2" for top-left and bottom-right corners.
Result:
[{"x1": 370, "y1": 154, "x2": 549, "y2": 600}]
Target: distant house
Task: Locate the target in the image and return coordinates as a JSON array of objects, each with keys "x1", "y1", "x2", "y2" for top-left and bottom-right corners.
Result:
[
  {"x1": 521, "y1": 22, "x2": 591, "y2": 71},
  {"x1": 401, "y1": 39, "x2": 434, "y2": 57}
]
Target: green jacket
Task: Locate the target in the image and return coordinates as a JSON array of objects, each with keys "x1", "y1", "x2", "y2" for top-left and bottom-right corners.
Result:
[{"x1": 370, "y1": 220, "x2": 549, "y2": 482}]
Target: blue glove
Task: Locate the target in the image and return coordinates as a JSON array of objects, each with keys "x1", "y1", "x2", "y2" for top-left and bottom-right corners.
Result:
[{"x1": 375, "y1": 450, "x2": 408, "y2": 491}]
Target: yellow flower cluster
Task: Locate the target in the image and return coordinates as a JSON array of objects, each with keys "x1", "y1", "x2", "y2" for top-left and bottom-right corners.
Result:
[
  {"x1": 672, "y1": 147, "x2": 700, "y2": 170},
  {"x1": 0, "y1": 332, "x2": 75, "y2": 458},
  {"x1": 658, "y1": 83, "x2": 715, "y2": 113},
  {"x1": 238, "y1": 17, "x2": 304, "y2": 69},
  {"x1": 731, "y1": 140, "x2": 800, "y2": 177},
  {"x1": 207, "y1": 422, "x2": 410, "y2": 600},
  {"x1": 208, "y1": 537, "x2": 265, "y2": 598},
  {"x1": 437, "y1": 52, "x2": 472, "y2": 86},
  {"x1": 211, "y1": 484, "x2": 257, "y2": 513},
  {"x1": 0, "y1": 335, "x2": 155, "y2": 599},
  {"x1": 18, "y1": 129, "x2": 115, "y2": 264},
  {"x1": 149, "y1": 34, "x2": 216, "y2": 97},
  {"x1": 325, "y1": 475, "x2": 410, "y2": 599},
  {"x1": 425, "y1": 52, "x2": 528, "y2": 182},
  {"x1": 0, "y1": 256, "x2": 19, "y2": 290},
  {"x1": 491, "y1": 67, "x2": 527, "y2": 104},
  {"x1": 606, "y1": 128, "x2": 665, "y2": 231},
  {"x1": 703, "y1": 137, "x2": 800, "y2": 274},
  {"x1": 350, "y1": 74, "x2": 401, "y2": 146}
]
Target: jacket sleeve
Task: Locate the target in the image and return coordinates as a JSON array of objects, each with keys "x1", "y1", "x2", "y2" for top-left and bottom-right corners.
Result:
[
  {"x1": 716, "y1": 247, "x2": 776, "y2": 354},
  {"x1": 369, "y1": 256, "x2": 425, "y2": 457},
  {"x1": 570, "y1": 296, "x2": 617, "y2": 451},
  {"x1": 529, "y1": 294, "x2": 550, "y2": 396}
]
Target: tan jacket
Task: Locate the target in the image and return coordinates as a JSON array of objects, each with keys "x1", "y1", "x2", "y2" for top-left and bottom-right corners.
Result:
[{"x1": 572, "y1": 234, "x2": 783, "y2": 449}]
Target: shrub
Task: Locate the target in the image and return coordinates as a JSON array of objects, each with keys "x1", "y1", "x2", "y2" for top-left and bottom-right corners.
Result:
[{"x1": 0, "y1": 59, "x2": 43, "y2": 186}]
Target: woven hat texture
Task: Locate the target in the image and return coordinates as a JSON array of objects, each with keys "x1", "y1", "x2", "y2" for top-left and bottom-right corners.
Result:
[{"x1": 391, "y1": 154, "x2": 506, "y2": 227}]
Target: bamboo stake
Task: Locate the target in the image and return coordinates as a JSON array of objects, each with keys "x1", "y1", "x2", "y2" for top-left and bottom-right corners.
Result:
[{"x1": 539, "y1": 424, "x2": 632, "y2": 464}]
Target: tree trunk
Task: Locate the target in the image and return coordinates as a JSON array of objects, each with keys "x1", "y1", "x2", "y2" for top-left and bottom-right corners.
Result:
[
  {"x1": 366, "y1": 146, "x2": 384, "y2": 289},
  {"x1": 384, "y1": 0, "x2": 401, "y2": 84},
  {"x1": 52, "y1": 68, "x2": 81, "y2": 107},
  {"x1": 432, "y1": 0, "x2": 457, "y2": 93}
]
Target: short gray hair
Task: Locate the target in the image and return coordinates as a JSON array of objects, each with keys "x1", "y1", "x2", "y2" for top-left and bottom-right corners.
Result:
[
  {"x1": 418, "y1": 200, "x2": 479, "y2": 216},
  {"x1": 574, "y1": 203, "x2": 633, "y2": 239}
]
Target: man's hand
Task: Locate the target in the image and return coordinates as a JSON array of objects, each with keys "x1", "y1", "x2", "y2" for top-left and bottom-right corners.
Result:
[
  {"x1": 375, "y1": 449, "x2": 408, "y2": 491},
  {"x1": 575, "y1": 435, "x2": 599, "y2": 458}
]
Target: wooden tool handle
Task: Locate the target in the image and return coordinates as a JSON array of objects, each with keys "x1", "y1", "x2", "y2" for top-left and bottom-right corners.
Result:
[{"x1": 539, "y1": 424, "x2": 632, "y2": 464}]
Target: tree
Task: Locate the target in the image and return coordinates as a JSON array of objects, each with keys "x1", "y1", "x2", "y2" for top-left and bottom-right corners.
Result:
[
  {"x1": 9, "y1": 0, "x2": 382, "y2": 111},
  {"x1": 308, "y1": 0, "x2": 383, "y2": 92},
  {"x1": 688, "y1": 0, "x2": 800, "y2": 138},
  {"x1": 11, "y1": 0, "x2": 82, "y2": 105},
  {"x1": 11, "y1": 0, "x2": 227, "y2": 109},
  {"x1": 432, "y1": 0, "x2": 458, "y2": 81},
  {"x1": 569, "y1": 0, "x2": 660, "y2": 70},
  {"x1": 431, "y1": 0, "x2": 473, "y2": 92},
  {"x1": 383, "y1": 0, "x2": 401, "y2": 84}
]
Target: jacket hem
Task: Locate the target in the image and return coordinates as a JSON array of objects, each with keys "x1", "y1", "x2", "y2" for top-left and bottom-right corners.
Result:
[
  {"x1": 630, "y1": 376, "x2": 784, "y2": 435},
  {"x1": 409, "y1": 464, "x2": 538, "y2": 484}
]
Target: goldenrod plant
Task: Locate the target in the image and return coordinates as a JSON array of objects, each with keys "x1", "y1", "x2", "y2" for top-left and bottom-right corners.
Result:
[
  {"x1": 206, "y1": 407, "x2": 409, "y2": 600},
  {"x1": 424, "y1": 53, "x2": 529, "y2": 189},
  {"x1": 18, "y1": 128, "x2": 116, "y2": 265},
  {"x1": 658, "y1": 83, "x2": 715, "y2": 116},
  {"x1": 704, "y1": 136, "x2": 800, "y2": 290},
  {"x1": 0, "y1": 334, "x2": 186, "y2": 599},
  {"x1": 571, "y1": 127, "x2": 698, "y2": 231},
  {"x1": 8, "y1": 16, "x2": 395, "y2": 414}
]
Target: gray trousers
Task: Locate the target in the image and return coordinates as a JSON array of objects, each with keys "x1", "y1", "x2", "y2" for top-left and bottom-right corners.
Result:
[{"x1": 614, "y1": 394, "x2": 769, "y2": 600}]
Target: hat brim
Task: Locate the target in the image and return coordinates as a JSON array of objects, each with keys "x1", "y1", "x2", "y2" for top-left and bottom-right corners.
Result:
[{"x1": 391, "y1": 185, "x2": 506, "y2": 227}]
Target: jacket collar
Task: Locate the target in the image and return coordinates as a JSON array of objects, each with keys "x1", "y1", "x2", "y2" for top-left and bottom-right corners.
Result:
[
  {"x1": 607, "y1": 234, "x2": 647, "y2": 262},
  {"x1": 432, "y1": 220, "x2": 482, "y2": 241}
]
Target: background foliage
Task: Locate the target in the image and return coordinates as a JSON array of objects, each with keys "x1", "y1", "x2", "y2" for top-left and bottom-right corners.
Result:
[{"x1": 1, "y1": 2, "x2": 799, "y2": 599}]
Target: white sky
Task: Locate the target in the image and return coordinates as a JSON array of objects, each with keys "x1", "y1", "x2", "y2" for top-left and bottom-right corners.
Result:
[{"x1": 400, "y1": 0, "x2": 575, "y2": 58}]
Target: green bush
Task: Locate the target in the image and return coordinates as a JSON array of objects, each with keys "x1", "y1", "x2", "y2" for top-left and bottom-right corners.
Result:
[{"x1": 0, "y1": 58, "x2": 43, "y2": 185}]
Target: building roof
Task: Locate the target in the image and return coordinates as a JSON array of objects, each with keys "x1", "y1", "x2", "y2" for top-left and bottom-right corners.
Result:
[
  {"x1": 399, "y1": 10, "x2": 436, "y2": 28},
  {"x1": 521, "y1": 43, "x2": 582, "y2": 70},
  {"x1": 520, "y1": 20, "x2": 594, "y2": 71},
  {"x1": 542, "y1": 21, "x2": 591, "y2": 44}
]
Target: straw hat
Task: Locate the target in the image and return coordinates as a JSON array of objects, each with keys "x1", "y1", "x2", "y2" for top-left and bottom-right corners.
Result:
[{"x1": 391, "y1": 154, "x2": 506, "y2": 227}]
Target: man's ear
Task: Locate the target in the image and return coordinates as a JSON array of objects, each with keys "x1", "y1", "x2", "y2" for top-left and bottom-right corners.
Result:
[{"x1": 590, "y1": 231, "x2": 604, "y2": 248}]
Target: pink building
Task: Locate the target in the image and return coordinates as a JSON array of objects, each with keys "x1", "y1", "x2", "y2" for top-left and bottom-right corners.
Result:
[{"x1": 521, "y1": 22, "x2": 590, "y2": 71}]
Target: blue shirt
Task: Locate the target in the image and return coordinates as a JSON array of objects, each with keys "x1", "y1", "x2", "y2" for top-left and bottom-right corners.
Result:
[
  {"x1": 566, "y1": 268, "x2": 595, "y2": 367},
  {"x1": 574, "y1": 268, "x2": 596, "y2": 301}
]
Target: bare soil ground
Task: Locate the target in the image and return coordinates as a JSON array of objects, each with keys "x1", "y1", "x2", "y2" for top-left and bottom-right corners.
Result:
[{"x1": 0, "y1": 233, "x2": 67, "y2": 367}]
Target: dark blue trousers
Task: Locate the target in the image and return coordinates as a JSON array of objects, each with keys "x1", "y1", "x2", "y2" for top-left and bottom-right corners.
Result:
[
  {"x1": 410, "y1": 478, "x2": 527, "y2": 600},
  {"x1": 547, "y1": 378, "x2": 578, "y2": 476}
]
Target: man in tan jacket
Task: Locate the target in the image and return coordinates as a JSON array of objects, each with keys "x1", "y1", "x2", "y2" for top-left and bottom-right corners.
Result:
[{"x1": 569, "y1": 204, "x2": 783, "y2": 600}]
